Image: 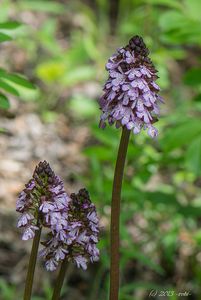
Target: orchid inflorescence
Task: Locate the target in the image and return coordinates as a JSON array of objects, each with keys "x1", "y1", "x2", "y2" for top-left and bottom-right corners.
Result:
[
  {"x1": 16, "y1": 161, "x2": 99, "y2": 271},
  {"x1": 40, "y1": 188, "x2": 99, "y2": 271},
  {"x1": 99, "y1": 35, "x2": 164, "y2": 138}
]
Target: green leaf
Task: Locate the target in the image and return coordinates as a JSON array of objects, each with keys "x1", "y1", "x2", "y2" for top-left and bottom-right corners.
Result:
[
  {"x1": 84, "y1": 146, "x2": 114, "y2": 161},
  {"x1": 0, "y1": 93, "x2": 10, "y2": 109},
  {"x1": 183, "y1": 68, "x2": 201, "y2": 86},
  {"x1": 161, "y1": 119, "x2": 201, "y2": 151},
  {"x1": 0, "y1": 21, "x2": 21, "y2": 29},
  {"x1": 144, "y1": 0, "x2": 183, "y2": 10},
  {"x1": 36, "y1": 61, "x2": 66, "y2": 83},
  {"x1": 185, "y1": 136, "x2": 201, "y2": 176},
  {"x1": 0, "y1": 279, "x2": 16, "y2": 300},
  {"x1": 1, "y1": 73, "x2": 35, "y2": 89},
  {"x1": 0, "y1": 32, "x2": 12, "y2": 42},
  {"x1": 178, "y1": 205, "x2": 201, "y2": 217},
  {"x1": 159, "y1": 11, "x2": 187, "y2": 32},
  {"x1": 0, "y1": 79, "x2": 20, "y2": 96},
  {"x1": 158, "y1": 9, "x2": 201, "y2": 45},
  {"x1": 19, "y1": 0, "x2": 65, "y2": 14},
  {"x1": 121, "y1": 248, "x2": 164, "y2": 274},
  {"x1": 63, "y1": 66, "x2": 96, "y2": 86},
  {"x1": 0, "y1": 68, "x2": 6, "y2": 76},
  {"x1": 193, "y1": 94, "x2": 201, "y2": 102},
  {"x1": 184, "y1": 0, "x2": 201, "y2": 21},
  {"x1": 146, "y1": 191, "x2": 178, "y2": 207},
  {"x1": 193, "y1": 230, "x2": 201, "y2": 246},
  {"x1": 91, "y1": 124, "x2": 119, "y2": 147},
  {"x1": 69, "y1": 95, "x2": 97, "y2": 118}
]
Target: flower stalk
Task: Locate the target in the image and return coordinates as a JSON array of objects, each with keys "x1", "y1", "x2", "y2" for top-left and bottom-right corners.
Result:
[
  {"x1": 51, "y1": 257, "x2": 68, "y2": 300},
  {"x1": 23, "y1": 226, "x2": 41, "y2": 300},
  {"x1": 110, "y1": 126, "x2": 130, "y2": 300}
]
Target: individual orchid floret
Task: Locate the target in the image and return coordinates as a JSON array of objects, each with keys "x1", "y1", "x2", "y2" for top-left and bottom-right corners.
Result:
[
  {"x1": 40, "y1": 188, "x2": 100, "y2": 271},
  {"x1": 99, "y1": 35, "x2": 164, "y2": 138},
  {"x1": 16, "y1": 161, "x2": 70, "y2": 240}
]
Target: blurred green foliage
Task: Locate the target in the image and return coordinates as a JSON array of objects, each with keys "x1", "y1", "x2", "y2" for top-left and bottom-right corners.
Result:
[
  {"x1": 0, "y1": 21, "x2": 35, "y2": 110},
  {"x1": 1, "y1": 0, "x2": 201, "y2": 299}
]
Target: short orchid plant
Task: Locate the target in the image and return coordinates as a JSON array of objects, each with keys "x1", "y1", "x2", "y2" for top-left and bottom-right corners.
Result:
[
  {"x1": 17, "y1": 161, "x2": 99, "y2": 300},
  {"x1": 16, "y1": 35, "x2": 163, "y2": 300}
]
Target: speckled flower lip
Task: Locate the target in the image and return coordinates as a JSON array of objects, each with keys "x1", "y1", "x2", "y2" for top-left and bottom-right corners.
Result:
[{"x1": 99, "y1": 35, "x2": 164, "y2": 137}]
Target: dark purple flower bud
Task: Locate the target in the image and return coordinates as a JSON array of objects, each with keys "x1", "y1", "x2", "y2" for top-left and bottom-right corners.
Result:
[
  {"x1": 16, "y1": 161, "x2": 70, "y2": 240},
  {"x1": 40, "y1": 188, "x2": 100, "y2": 271},
  {"x1": 99, "y1": 35, "x2": 164, "y2": 138}
]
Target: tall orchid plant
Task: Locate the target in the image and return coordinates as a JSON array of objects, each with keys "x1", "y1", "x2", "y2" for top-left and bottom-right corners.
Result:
[{"x1": 99, "y1": 35, "x2": 163, "y2": 300}]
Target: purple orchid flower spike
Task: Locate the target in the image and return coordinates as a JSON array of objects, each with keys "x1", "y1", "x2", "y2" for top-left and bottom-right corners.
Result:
[
  {"x1": 16, "y1": 160, "x2": 70, "y2": 240},
  {"x1": 42, "y1": 188, "x2": 100, "y2": 300},
  {"x1": 40, "y1": 188, "x2": 100, "y2": 272},
  {"x1": 16, "y1": 160, "x2": 70, "y2": 300},
  {"x1": 99, "y1": 36, "x2": 164, "y2": 300},
  {"x1": 99, "y1": 35, "x2": 164, "y2": 138}
]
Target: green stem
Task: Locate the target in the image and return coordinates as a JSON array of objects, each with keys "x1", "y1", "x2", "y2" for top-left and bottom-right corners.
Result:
[
  {"x1": 51, "y1": 257, "x2": 68, "y2": 300},
  {"x1": 109, "y1": 126, "x2": 130, "y2": 300},
  {"x1": 23, "y1": 227, "x2": 41, "y2": 300}
]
